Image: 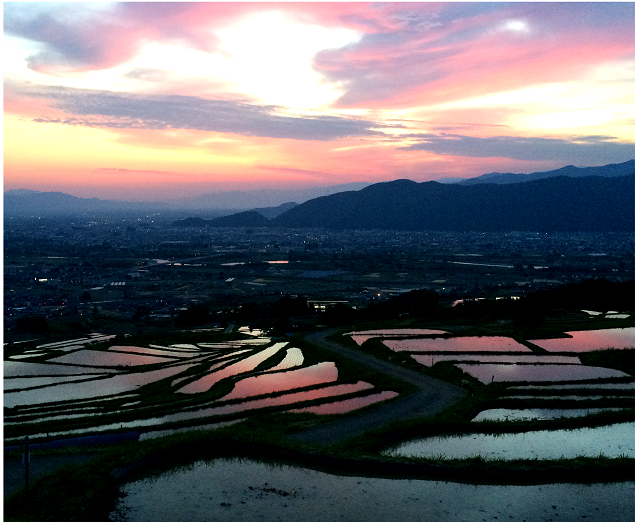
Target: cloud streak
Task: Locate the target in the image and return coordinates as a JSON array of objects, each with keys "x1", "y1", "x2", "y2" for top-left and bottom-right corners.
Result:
[
  {"x1": 401, "y1": 134, "x2": 634, "y2": 164},
  {"x1": 95, "y1": 167, "x2": 192, "y2": 177},
  {"x1": 29, "y1": 86, "x2": 394, "y2": 141}
]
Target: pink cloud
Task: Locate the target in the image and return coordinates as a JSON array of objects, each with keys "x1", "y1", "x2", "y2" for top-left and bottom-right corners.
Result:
[
  {"x1": 6, "y1": 3, "x2": 431, "y2": 75},
  {"x1": 5, "y1": 3, "x2": 266, "y2": 74},
  {"x1": 6, "y1": 2, "x2": 632, "y2": 106},
  {"x1": 312, "y1": 3, "x2": 634, "y2": 108}
]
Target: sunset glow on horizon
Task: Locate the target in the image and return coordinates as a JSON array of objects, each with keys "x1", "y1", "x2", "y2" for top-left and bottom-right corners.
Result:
[{"x1": 3, "y1": 2, "x2": 635, "y2": 201}]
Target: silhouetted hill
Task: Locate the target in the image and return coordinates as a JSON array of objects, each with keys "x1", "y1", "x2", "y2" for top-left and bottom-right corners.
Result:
[
  {"x1": 272, "y1": 175, "x2": 634, "y2": 232},
  {"x1": 167, "y1": 182, "x2": 370, "y2": 209},
  {"x1": 458, "y1": 159, "x2": 634, "y2": 185},
  {"x1": 3, "y1": 190, "x2": 170, "y2": 215},
  {"x1": 172, "y1": 210, "x2": 271, "y2": 228},
  {"x1": 253, "y1": 202, "x2": 298, "y2": 219},
  {"x1": 171, "y1": 203, "x2": 295, "y2": 227}
]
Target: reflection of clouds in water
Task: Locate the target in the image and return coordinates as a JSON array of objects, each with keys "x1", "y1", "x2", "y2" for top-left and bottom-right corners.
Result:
[
  {"x1": 385, "y1": 336, "x2": 530, "y2": 352},
  {"x1": 35, "y1": 382, "x2": 378, "y2": 439},
  {"x1": 8, "y1": 336, "x2": 392, "y2": 441},
  {"x1": 529, "y1": 328, "x2": 634, "y2": 352},
  {"x1": 412, "y1": 354, "x2": 580, "y2": 367},
  {"x1": 219, "y1": 362, "x2": 338, "y2": 401},
  {"x1": 48, "y1": 349, "x2": 173, "y2": 367},
  {"x1": 292, "y1": 390, "x2": 397, "y2": 415},
  {"x1": 4, "y1": 360, "x2": 120, "y2": 377},
  {"x1": 4, "y1": 364, "x2": 194, "y2": 408},
  {"x1": 456, "y1": 363, "x2": 629, "y2": 384},
  {"x1": 176, "y1": 343, "x2": 287, "y2": 394}
]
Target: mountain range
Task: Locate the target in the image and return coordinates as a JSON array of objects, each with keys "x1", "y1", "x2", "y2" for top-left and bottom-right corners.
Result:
[
  {"x1": 455, "y1": 159, "x2": 635, "y2": 185},
  {"x1": 3, "y1": 183, "x2": 364, "y2": 216},
  {"x1": 5, "y1": 160, "x2": 635, "y2": 232},
  {"x1": 267, "y1": 174, "x2": 634, "y2": 232},
  {"x1": 172, "y1": 163, "x2": 635, "y2": 232}
]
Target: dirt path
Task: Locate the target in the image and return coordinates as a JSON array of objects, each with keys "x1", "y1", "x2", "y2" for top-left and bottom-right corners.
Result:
[{"x1": 289, "y1": 330, "x2": 466, "y2": 445}]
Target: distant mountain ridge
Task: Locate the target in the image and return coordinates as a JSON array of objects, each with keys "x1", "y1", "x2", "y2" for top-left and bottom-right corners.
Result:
[
  {"x1": 456, "y1": 159, "x2": 635, "y2": 185},
  {"x1": 4, "y1": 183, "x2": 358, "y2": 216},
  {"x1": 253, "y1": 201, "x2": 298, "y2": 219},
  {"x1": 6, "y1": 160, "x2": 634, "y2": 224},
  {"x1": 3, "y1": 190, "x2": 168, "y2": 215},
  {"x1": 176, "y1": 174, "x2": 634, "y2": 232},
  {"x1": 166, "y1": 182, "x2": 371, "y2": 209}
]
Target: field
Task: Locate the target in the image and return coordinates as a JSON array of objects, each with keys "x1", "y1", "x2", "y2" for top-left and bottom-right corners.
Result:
[{"x1": 4, "y1": 311, "x2": 634, "y2": 522}]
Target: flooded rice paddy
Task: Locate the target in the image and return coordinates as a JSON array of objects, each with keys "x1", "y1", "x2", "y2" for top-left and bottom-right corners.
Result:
[
  {"x1": 268, "y1": 348, "x2": 304, "y2": 371},
  {"x1": 501, "y1": 395, "x2": 630, "y2": 401},
  {"x1": 528, "y1": 328, "x2": 634, "y2": 352},
  {"x1": 291, "y1": 390, "x2": 399, "y2": 414},
  {"x1": 4, "y1": 330, "x2": 402, "y2": 441},
  {"x1": 508, "y1": 382, "x2": 635, "y2": 390},
  {"x1": 5, "y1": 326, "x2": 633, "y2": 450},
  {"x1": 108, "y1": 345, "x2": 197, "y2": 358},
  {"x1": 384, "y1": 422, "x2": 634, "y2": 460},
  {"x1": 455, "y1": 363, "x2": 629, "y2": 384},
  {"x1": 24, "y1": 382, "x2": 381, "y2": 439},
  {"x1": 4, "y1": 360, "x2": 120, "y2": 377},
  {"x1": 175, "y1": 343, "x2": 288, "y2": 394},
  {"x1": 112, "y1": 459, "x2": 634, "y2": 522},
  {"x1": 472, "y1": 408, "x2": 625, "y2": 422},
  {"x1": 384, "y1": 336, "x2": 531, "y2": 352},
  {"x1": 49, "y1": 349, "x2": 178, "y2": 367},
  {"x1": 4, "y1": 374, "x2": 111, "y2": 390},
  {"x1": 219, "y1": 362, "x2": 338, "y2": 401},
  {"x1": 348, "y1": 329, "x2": 450, "y2": 345},
  {"x1": 4, "y1": 364, "x2": 195, "y2": 408},
  {"x1": 412, "y1": 354, "x2": 580, "y2": 366}
]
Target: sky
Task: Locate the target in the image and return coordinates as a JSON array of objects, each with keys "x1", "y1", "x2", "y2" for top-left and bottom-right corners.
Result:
[{"x1": 3, "y1": 2, "x2": 635, "y2": 201}]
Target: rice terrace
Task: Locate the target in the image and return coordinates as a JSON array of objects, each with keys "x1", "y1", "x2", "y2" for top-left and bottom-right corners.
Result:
[{"x1": 4, "y1": 299, "x2": 634, "y2": 521}]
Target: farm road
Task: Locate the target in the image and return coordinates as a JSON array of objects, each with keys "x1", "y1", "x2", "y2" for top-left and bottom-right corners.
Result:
[{"x1": 289, "y1": 330, "x2": 467, "y2": 445}]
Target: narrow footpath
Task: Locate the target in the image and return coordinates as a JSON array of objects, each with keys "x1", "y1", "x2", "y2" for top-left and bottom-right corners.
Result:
[{"x1": 289, "y1": 330, "x2": 467, "y2": 445}]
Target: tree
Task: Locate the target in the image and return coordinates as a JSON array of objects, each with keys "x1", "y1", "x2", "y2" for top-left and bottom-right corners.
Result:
[
  {"x1": 175, "y1": 303, "x2": 211, "y2": 328},
  {"x1": 16, "y1": 315, "x2": 48, "y2": 334}
]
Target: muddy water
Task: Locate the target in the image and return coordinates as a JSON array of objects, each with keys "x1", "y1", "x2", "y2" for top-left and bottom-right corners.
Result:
[{"x1": 112, "y1": 459, "x2": 633, "y2": 522}]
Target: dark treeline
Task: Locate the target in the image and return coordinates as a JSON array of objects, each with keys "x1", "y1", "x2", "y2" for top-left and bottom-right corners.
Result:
[{"x1": 169, "y1": 278, "x2": 633, "y2": 332}]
